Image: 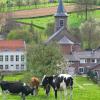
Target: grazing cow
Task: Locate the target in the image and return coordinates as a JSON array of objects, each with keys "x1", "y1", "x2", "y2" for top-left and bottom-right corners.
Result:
[
  {"x1": 41, "y1": 74, "x2": 73, "y2": 100},
  {"x1": 0, "y1": 81, "x2": 34, "y2": 100},
  {"x1": 30, "y1": 76, "x2": 40, "y2": 95}
]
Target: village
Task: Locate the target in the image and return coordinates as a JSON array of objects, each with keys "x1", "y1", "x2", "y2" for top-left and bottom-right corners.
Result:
[{"x1": 0, "y1": 0, "x2": 100, "y2": 100}]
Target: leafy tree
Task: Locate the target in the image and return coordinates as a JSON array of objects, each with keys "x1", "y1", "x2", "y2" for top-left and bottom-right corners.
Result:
[
  {"x1": 32, "y1": 0, "x2": 40, "y2": 8},
  {"x1": 27, "y1": 43, "x2": 66, "y2": 77},
  {"x1": 45, "y1": 22, "x2": 54, "y2": 36},
  {"x1": 80, "y1": 18, "x2": 100, "y2": 49},
  {"x1": 76, "y1": 0, "x2": 97, "y2": 21},
  {"x1": 7, "y1": 29, "x2": 33, "y2": 43}
]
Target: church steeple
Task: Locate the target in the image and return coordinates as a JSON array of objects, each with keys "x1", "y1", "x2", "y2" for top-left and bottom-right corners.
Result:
[
  {"x1": 55, "y1": 0, "x2": 68, "y2": 17},
  {"x1": 54, "y1": 0, "x2": 68, "y2": 32}
]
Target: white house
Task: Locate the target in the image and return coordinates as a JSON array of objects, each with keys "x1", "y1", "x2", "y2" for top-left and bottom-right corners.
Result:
[{"x1": 0, "y1": 40, "x2": 26, "y2": 71}]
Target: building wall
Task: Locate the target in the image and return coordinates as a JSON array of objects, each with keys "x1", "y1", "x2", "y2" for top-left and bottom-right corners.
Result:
[
  {"x1": 72, "y1": 44, "x2": 81, "y2": 52},
  {"x1": 0, "y1": 51, "x2": 26, "y2": 71},
  {"x1": 60, "y1": 44, "x2": 73, "y2": 54}
]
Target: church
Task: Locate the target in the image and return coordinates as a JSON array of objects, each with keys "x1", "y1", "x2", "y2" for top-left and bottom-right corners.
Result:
[{"x1": 45, "y1": 0, "x2": 81, "y2": 54}]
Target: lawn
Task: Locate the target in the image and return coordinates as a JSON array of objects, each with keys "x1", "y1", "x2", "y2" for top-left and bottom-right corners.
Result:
[{"x1": 0, "y1": 74, "x2": 100, "y2": 100}]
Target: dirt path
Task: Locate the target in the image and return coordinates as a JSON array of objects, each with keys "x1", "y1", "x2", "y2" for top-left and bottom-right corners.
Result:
[{"x1": 11, "y1": 5, "x2": 100, "y2": 19}]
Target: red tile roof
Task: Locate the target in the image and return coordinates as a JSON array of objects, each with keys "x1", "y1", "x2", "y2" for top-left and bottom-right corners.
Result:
[{"x1": 0, "y1": 40, "x2": 25, "y2": 51}]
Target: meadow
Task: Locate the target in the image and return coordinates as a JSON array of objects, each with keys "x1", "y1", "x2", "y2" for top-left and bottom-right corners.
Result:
[
  {"x1": 0, "y1": 74, "x2": 100, "y2": 100},
  {"x1": 0, "y1": 0, "x2": 74, "y2": 12},
  {"x1": 17, "y1": 10, "x2": 100, "y2": 29}
]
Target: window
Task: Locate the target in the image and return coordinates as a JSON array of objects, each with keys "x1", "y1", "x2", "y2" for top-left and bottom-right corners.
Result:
[
  {"x1": 0, "y1": 65, "x2": 3, "y2": 69},
  {"x1": 10, "y1": 55, "x2": 14, "y2": 61},
  {"x1": 0, "y1": 55, "x2": 3, "y2": 61},
  {"x1": 16, "y1": 55, "x2": 19, "y2": 61},
  {"x1": 91, "y1": 59, "x2": 95, "y2": 63},
  {"x1": 59, "y1": 19, "x2": 64, "y2": 27},
  {"x1": 97, "y1": 59, "x2": 100, "y2": 63},
  {"x1": 16, "y1": 65, "x2": 19, "y2": 69},
  {"x1": 79, "y1": 67, "x2": 84, "y2": 73},
  {"x1": 5, "y1": 55, "x2": 8, "y2": 61},
  {"x1": 5, "y1": 65, "x2": 9, "y2": 69},
  {"x1": 21, "y1": 55, "x2": 25, "y2": 61},
  {"x1": 21, "y1": 64, "x2": 24, "y2": 69}
]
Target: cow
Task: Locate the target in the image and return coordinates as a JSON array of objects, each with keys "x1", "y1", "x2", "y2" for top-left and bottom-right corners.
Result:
[
  {"x1": 41, "y1": 74, "x2": 73, "y2": 100},
  {"x1": 0, "y1": 81, "x2": 34, "y2": 100},
  {"x1": 29, "y1": 76, "x2": 40, "y2": 95}
]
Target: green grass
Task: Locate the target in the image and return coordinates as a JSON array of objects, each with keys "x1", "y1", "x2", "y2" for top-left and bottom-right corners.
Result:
[
  {"x1": 0, "y1": 1, "x2": 73, "y2": 12},
  {"x1": 17, "y1": 10, "x2": 100, "y2": 29},
  {"x1": 0, "y1": 75, "x2": 100, "y2": 100}
]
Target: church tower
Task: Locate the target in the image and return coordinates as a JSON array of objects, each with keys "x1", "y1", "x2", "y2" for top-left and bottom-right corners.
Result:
[{"x1": 54, "y1": 0, "x2": 68, "y2": 32}]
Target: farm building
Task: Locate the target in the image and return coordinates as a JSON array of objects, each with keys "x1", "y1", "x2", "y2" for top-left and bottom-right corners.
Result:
[{"x1": 0, "y1": 40, "x2": 26, "y2": 72}]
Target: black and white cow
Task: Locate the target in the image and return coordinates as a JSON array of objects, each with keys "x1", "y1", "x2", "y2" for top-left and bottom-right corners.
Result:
[
  {"x1": 41, "y1": 74, "x2": 73, "y2": 100},
  {"x1": 0, "y1": 81, "x2": 34, "y2": 100}
]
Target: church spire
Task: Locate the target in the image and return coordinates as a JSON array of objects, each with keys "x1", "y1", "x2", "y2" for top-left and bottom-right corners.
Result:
[
  {"x1": 54, "y1": 0, "x2": 68, "y2": 32},
  {"x1": 55, "y1": 0, "x2": 68, "y2": 17}
]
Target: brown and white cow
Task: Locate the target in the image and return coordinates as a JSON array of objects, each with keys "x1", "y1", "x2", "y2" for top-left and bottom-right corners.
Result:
[{"x1": 30, "y1": 76, "x2": 40, "y2": 95}]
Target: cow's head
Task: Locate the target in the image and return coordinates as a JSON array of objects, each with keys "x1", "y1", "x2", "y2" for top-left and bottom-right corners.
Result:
[{"x1": 41, "y1": 75, "x2": 49, "y2": 87}]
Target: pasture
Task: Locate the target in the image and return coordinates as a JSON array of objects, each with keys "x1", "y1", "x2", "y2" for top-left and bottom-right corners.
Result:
[
  {"x1": 0, "y1": 74, "x2": 100, "y2": 100},
  {"x1": 17, "y1": 10, "x2": 100, "y2": 29},
  {"x1": 0, "y1": 0, "x2": 74, "y2": 12}
]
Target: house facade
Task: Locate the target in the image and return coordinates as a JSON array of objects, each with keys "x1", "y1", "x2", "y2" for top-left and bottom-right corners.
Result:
[
  {"x1": 0, "y1": 40, "x2": 26, "y2": 72},
  {"x1": 66, "y1": 50, "x2": 100, "y2": 75}
]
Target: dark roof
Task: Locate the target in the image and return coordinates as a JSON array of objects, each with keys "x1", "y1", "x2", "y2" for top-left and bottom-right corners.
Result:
[
  {"x1": 54, "y1": 0, "x2": 68, "y2": 17},
  {"x1": 45, "y1": 27, "x2": 77, "y2": 44},
  {"x1": 74, "y1": 51, "x2": 100, "y2": 59},
  {"x1": 58, "y1": 36, "x2": 74, "y2": 44}
]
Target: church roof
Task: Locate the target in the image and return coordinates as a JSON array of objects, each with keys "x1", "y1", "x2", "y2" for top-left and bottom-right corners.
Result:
[
  {"x1": 45, "y1": 27, "x2": 77, "y2": 44},
  {"x1": 58, "y1": 36, "x2": 74, "y2": 44},
  {"x1": 54, "y1": 0, "x2": 68, "y2": 17}
]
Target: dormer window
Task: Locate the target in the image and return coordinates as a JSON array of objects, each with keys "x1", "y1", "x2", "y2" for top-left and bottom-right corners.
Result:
[{"x1": 59, "y1": 19, "x2": 64, "y2": 27}]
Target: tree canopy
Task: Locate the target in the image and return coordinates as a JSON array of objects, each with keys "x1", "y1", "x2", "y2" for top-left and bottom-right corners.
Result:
[{"x1": 27, "y1": 43, "x2": 65, "y2": 77}]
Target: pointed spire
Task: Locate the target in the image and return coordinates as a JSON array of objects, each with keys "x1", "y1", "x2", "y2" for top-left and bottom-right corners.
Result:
[{"x1": 55, "y1": 0, "x2": 68, "y2": 17}]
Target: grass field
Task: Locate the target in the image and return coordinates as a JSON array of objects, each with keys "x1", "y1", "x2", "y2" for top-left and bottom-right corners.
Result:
[
  {"x1": 17, "y1": 10, "x2": 100, "y2": 29},
  {"x1": 0, "y1": 74, "x2": 100, "y2": 100},
  {"x1": 0, "y1": 0, "x2": 74, "y2": 12}
]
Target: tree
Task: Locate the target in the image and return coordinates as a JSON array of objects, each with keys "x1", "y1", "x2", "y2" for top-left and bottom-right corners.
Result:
[
  {"x1": 16, "y1": 0, "x2": 22, "y2": 8},
  {"x1": 7, "y1": 29, "x2": 33, "y2": 43},
  {"x1": 76, "y1": 0, "x2": 97, "y2": 21},
  {"x1": 80, "y1": 18, "x2": 100, "y2": 49},
  {"x1": 32, "y1": 0, "x2": 40, "y2": 8},
  {"x1": 27, "y1": 43, "x2": 66, "y2": 77},
  {"x1": 45, "y1": 22, "x2": 54, "y2": 36}
]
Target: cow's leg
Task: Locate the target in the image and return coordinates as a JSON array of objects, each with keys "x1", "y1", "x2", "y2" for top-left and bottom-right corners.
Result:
[
  {"x1": 55, "y1": 89, "x2": 57, "y2": 99},
  {"x1": 21, "y1": 93, "x2": 25, "y2": 100},
  {"x1": 2, "y1": 91, "x2": 7, "y2": 100},
  {"x1": 70, "y1": 87, "x2": 73, "y2": 100},
  {"x1": 64, "y1": 89, "x2": 68, "y2": 100},
  {"x1": 60, "y1": 91, "x2": 63, "y2": 100},
  {"x1": 46, "y1": 85, "x2": 50, "y2": 96}
]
